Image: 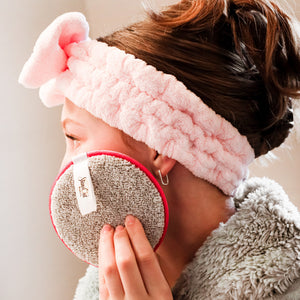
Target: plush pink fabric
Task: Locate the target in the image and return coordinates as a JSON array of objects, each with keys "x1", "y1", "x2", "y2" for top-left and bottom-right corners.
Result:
[{"x1": 18, "y1": 12, "x2": 255, "y2": 195}]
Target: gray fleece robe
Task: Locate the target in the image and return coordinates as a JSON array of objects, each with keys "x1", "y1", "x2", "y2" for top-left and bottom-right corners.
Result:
[{"x1": 73, "y1": 177, "x2": 300, "y2": 300}]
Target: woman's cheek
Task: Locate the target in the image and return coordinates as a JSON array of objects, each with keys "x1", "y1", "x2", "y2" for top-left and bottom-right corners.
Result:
[
  {"x1": 60, "y1": 140, "x2": 81, "y2": 170},
  {"x1": 66, "y1": 138, "x2": 81, "y2": 152}
]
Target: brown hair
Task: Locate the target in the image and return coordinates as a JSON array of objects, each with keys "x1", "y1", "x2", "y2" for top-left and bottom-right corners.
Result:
[{"x1": 98, "y1": 0, "x2": 300, "y2": 157}]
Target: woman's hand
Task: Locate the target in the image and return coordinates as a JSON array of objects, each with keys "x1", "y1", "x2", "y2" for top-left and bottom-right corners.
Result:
[{"x1": 98, "y1": 215, "x2": 173, "y2": 300}]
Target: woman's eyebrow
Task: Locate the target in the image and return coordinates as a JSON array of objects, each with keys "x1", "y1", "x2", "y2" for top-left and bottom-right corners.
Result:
[{"x1": 61, "y1": 118, "x2": 83, "y2": 129}]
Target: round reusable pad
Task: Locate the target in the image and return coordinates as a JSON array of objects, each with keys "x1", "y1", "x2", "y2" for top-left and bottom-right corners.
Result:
[{"x1": 49, "y1": 150, "x2": 168, "y2": 267}]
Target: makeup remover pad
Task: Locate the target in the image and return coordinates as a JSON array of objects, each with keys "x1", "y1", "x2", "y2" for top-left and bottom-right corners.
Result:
[{"x1": 49, "y1": 151, "x2": 168, "y2": 266}]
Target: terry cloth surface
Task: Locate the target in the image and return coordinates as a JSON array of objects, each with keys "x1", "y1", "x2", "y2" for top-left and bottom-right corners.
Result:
[
  {"x1": 72, "y1": 177, "x2": 300, "y2": 300},
  {"x1": 18, "y1": 12, "x2": 255, "y2": 196},
  {"x1": 50, "y1": 153, "x2": 167, "y2": 267}
]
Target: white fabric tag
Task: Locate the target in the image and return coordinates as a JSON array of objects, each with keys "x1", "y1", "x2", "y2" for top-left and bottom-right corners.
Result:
[{"x1": 72, "y1": 153, "x2": 97, "y2": 216}]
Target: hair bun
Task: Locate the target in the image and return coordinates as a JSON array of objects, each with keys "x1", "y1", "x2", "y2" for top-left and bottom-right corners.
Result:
[{"x1": 260, "y1": 103, "x2": 294, "y2": 155}]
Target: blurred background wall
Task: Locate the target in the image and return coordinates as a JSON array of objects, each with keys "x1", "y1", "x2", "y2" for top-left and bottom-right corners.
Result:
[{"x1": 1, "y1": 0, "x2": 299, "y2": 299}]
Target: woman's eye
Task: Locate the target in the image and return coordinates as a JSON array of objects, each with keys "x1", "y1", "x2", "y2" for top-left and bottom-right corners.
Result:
[
  {"x1": 65, "y1": 134, "x2": 80, "y2": 148},
  {"x1": 65, "y1": 134, "x2": 77, "y2": 141}
]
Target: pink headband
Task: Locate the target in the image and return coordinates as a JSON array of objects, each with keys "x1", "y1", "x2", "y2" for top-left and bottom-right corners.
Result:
[{"x1": 19, "y1": 12, "x2": 255, "y2": 196}]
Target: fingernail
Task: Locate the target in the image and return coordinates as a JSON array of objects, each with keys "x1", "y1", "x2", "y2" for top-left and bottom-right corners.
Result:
[
  {"x1": 101, "y1": 224, "x2": 112, "y2": 233},
  {"x1": 115, "y1": 225, "x2": 124, "y2": 232},
  {"x1": 126, "y1": 215, "x2": 135, "y2": 226}
]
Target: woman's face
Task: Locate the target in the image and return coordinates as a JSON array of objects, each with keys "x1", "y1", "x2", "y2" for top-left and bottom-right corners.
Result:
[{"x1": 60, "y1": 98, "x2": 153, "y2": 171}]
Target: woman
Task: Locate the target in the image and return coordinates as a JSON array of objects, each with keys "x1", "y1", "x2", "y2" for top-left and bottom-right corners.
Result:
[{"x1": 19, "y1": 0, "x2": 300, "y2": 299}]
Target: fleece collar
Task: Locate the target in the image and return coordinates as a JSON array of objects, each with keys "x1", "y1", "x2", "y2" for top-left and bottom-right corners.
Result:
[{"x1": 172, "y1": 177, "x2": 300, "y2": 300}]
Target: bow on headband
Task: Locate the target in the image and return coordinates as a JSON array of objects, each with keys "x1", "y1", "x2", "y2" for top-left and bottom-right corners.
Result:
[{"x1": 20, "y1": 12, "x2": 89, "y2": 89}]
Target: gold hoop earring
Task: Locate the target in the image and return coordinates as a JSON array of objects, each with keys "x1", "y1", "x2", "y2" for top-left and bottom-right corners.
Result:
[{"x1": 158, "y1": 170, "x2": 169, "y2": 186}]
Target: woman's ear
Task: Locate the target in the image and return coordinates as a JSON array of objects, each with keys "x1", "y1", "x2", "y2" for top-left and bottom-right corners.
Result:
[{"x1": 150, "y1": 149, "x2": 176, "y2": 177}]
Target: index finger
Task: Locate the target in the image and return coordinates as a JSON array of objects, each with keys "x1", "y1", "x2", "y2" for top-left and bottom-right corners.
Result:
[{"x1": 99, "y1": 224, "x2": 123, "y2": 299}]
